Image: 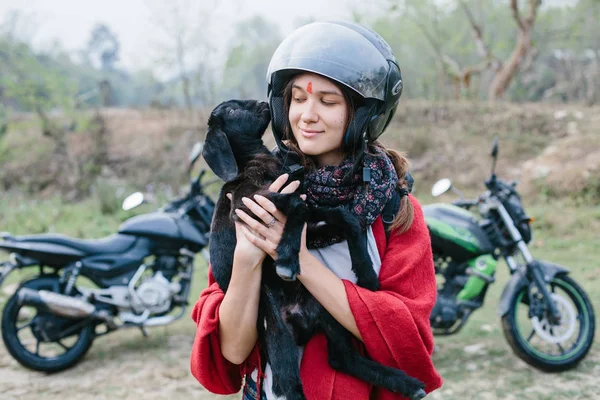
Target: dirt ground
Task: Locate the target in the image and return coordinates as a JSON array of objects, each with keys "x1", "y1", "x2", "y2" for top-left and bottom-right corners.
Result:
[
  {"x1": 0, "y1": 324, "x2": 239, "y2": 400},
  {"x1": 1, "y1": 322, "x2": 598, "y2": 400}
]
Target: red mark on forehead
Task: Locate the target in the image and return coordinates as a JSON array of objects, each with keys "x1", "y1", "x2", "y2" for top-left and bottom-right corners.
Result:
[{"x1": 306, "y1": 82, "x2": 313, "y2": 94}]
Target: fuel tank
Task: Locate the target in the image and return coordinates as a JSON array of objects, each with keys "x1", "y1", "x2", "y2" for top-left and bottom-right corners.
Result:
[
  {"x1": 423, "y1": 203, "x2": 494, "y2": 262},
  {"x1": 118, "y1": 212, "x2": 208, "y2": 249}
]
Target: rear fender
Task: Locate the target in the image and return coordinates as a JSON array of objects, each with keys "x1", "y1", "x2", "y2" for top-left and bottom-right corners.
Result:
[
  {"x1": 497, "y1": 260, "x2": 570, "y2": 317},
  {"x1": 0, "y1": 254, "x2": 40, "y2": 286}
]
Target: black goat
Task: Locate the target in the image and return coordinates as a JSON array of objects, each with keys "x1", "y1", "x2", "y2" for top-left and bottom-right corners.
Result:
[{"x1": 202, "y1": 100, "x2": 426, "y2": 400}]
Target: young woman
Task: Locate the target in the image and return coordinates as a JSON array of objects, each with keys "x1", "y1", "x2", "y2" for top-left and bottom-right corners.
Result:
[{"x1": 190, "y1": 21, "x2": 442, "y2": 399}]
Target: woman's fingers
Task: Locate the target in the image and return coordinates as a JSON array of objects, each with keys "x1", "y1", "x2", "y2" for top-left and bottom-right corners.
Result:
[
  {"x1": 235, "y1": 208, "x2": 273, "y2": 238},
  {"x1": 239, "y1": 222, "x2": 265, "y2": 240},
  {"x1": 240, "y1": 197, "x2": 280, "y2": 228},
  {"x1": 268, "y1": 173, "x2": 289, "y2": 193},
  {"x1": 280, "y1": 180, "x2": 300, "y2": 194},
  {"x1": 241, "y1": 226, "x2": 277, "y2": 258},
  {"x1": 253, "y1": 194, "x2": 284, "y2": 221}
]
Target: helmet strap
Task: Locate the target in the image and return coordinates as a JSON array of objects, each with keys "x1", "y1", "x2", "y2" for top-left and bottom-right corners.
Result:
[{"x1": 362, "y1": 135, "x2": 371, "y2": 183}]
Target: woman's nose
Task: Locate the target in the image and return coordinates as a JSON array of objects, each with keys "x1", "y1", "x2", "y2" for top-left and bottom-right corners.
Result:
[{"x1": 301, "y1": 100, "x2": 319, "y2": 123}]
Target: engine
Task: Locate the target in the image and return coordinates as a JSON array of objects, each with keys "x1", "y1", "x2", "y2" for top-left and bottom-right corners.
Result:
[
  {"x1": 430, "y1": 293, "x2": 460, "y2": 330},
  {"x1": 131, "y1": 271, "x2": 181, "y2": 315}
]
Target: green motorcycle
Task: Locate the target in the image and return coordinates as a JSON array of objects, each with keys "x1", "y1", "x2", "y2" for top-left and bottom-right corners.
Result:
[{"x1": 425, "y1": 138, "x2": 595, "y2": 371}]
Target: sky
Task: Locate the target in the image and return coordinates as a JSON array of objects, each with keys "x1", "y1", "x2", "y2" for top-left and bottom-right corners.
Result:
[{"x1": 0, "y1": 0, "x2": 354, "y2": 72}]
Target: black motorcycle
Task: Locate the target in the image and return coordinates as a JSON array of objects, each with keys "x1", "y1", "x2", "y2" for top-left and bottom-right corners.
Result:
[
  {"x1": 425, "y1": 138, "x2": 595, "y2": 371},
  {"x1": 0, "y1": 143, "x2": 216, "y2": 372}
]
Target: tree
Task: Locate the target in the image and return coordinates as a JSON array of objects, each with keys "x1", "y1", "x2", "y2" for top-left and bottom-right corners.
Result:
[
  {"x1": 368, "y1": 0, "x2": 546, "y2": 101},
  {"x1": 486, "y1": 0, "x2": 542, "y2": 100},
  {"x1": 146, "y1": 0, "x2": 222, "y2": 109},
  {"x1": 221, "y1": 16, "x2": 283, "y2": 100},
  {"x1": 86, "y1": 23, "x2": 120, "y2": 72}
]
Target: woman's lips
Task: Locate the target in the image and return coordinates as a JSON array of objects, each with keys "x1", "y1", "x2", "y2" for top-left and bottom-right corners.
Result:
[{"x1": 300, "y1": 128, "x2": 323, "y2": 138}]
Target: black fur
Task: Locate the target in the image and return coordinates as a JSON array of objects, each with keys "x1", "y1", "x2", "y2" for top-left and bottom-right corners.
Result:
[{"x1": 204, "y1": 100, "x2": 426, "y2": 400}]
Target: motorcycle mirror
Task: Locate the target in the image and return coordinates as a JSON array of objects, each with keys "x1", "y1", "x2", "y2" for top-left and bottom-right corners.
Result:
[
  {"x1": 491, "y1": 136, "x2": 499, "y2": 158},
  {"x1": 431, "y1": 178, "x2": 452, "y2": 197},
  {"x1": 188, "y1": 142, "x2": 204, "y2": 176},
  {"x1": 490, "y1": 136, "x2": 499, "y2": 176},
  {"x1": 189, "y1": 142, "x2": 204, "y2": 164},
  {"x1": 122, "y1": 192, "x2": 145, "y2": 211}
]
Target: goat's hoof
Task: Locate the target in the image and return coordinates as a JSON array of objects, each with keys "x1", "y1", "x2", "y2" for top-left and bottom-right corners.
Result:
[
  {"x1": 276, "y1": 266, "x2": 297, "y2": 281},
  {"x1": 410, "y1": 389, "x2": 427, "y2": 400}
]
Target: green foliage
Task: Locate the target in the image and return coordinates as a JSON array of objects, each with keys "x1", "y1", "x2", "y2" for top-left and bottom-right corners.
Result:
[
  {"x1": 221, "y1": 16, "x2": 283, "y2": 101},
  {"x1": 0, "y1": 35, "x2": 76, "y2": 112},
  {"x1": 0, "y1": 30, "x2": 161, "y2": 113},
  {"x1": 94, "y1": 179, "x2": 127, "y2": 216}
]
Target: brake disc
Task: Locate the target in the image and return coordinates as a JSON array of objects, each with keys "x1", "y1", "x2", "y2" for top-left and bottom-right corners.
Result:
[{"x1": 531, "y1": 293, "x2": 577, "y2": 344}]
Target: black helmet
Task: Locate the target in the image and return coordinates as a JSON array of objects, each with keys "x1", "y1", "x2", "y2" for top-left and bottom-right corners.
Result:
[{"x1": 267, "y1": 20, "x2": 403, "y2": 156}]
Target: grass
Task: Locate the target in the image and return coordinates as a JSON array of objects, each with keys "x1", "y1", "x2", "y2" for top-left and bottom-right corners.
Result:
[{"x1": 0, "y1": 191, "x2": 598, "y2": 399}]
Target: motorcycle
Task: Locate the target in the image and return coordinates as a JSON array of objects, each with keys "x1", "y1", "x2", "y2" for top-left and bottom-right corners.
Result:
[
  {"x1": 425, "y1": 137, "x2": 595, "y2": 371},
  {"x1": 0, "y1": 142, "x2": 217, "y2": 372}
]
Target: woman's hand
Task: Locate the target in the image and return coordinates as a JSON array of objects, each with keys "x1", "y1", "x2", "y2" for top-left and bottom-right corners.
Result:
[
  {"x1": 231, "y1": 218, "x2": 266, "y2": 268},
  {"x1": 234, "y1": 173, "x2": 304, "y2": 260}
]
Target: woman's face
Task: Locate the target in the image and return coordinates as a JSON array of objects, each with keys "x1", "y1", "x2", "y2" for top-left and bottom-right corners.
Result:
[{"x1": 288, "y1": 73, "x2": 348, "y2": 167}]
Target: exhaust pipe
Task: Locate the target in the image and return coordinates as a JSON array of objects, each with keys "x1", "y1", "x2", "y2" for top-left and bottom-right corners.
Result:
[{"x1": 18, "y1": 288, "x2": 98, "y2": 319}]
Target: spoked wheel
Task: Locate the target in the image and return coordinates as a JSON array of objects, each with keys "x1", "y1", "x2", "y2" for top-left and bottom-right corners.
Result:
[
  {"x1": 502, "y1": 274, "x2": 595, "y2": 372},
  {"x1": 1, "y1": 276, "x2": 94, "y2": 372}
]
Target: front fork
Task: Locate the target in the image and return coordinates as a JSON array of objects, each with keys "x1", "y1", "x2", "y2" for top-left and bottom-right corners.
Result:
[
  {"x1": 505, "y1": 244, "x2": 562, "y2": 325},
  {"x1": 527, "y1": 261, "x2": 562, "y2": 325}
]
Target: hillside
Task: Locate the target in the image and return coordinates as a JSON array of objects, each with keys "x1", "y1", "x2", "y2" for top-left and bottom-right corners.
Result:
[{"x1": 0, "y1": 101, "x2": 598, "y2": 203}]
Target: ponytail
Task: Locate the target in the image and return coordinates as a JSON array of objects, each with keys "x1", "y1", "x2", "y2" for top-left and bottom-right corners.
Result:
[{"x1": 373, "y1": 142, "x2": 414, "y2": 234}]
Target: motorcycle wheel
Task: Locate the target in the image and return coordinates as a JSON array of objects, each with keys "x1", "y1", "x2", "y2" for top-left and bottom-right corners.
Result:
[
  {"x1": 1, "y1": 276, "x2": 94, "y2": 372},
  {"x1": 502, "y1": 274, "x2": 595, "y2": 372}
]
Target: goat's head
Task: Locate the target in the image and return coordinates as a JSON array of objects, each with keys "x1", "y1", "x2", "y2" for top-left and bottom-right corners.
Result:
[{"x1": 203, "y1": 100, "x2": 271, "y2": 182}]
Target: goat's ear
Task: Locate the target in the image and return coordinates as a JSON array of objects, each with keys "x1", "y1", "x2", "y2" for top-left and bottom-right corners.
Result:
[{"x1": 202, "y1": 126, "x2": 238, "y2": 182}]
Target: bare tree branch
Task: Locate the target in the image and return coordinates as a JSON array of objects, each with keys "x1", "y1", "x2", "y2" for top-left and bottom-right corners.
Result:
[
  {"x1": 459, "y1": 1, "x2": 485, "y2": 58},
  {"x1": 525, "y1": 0, "x2": 540, "y2": 29},
  {"x1": 410, "y1": 15, "x2": 444, "y2": 57},
  {"x1": 458, "y1": 1, "x2": 502, "y2": 72},
  {"x1": 510, "y1": 0, "x2": 526, "y2": 31}
]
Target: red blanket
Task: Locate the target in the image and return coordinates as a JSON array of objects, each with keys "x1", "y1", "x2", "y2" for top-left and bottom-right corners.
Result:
[{"x1": 190, "y1": 196, "x2": 443, "y2": 399}]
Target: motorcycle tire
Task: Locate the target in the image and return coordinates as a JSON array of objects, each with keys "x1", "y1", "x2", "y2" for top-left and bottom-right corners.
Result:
[
  {"x1": 502, "y1": 274, "x2": 595, "y2": 372},
  {"x1": 1, "y1": 276, "x2": 94, "y2": 373}
]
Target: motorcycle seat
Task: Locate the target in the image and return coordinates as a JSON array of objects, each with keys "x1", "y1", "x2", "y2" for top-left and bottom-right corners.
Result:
[{"x1": 9, "y1": 233, "x2": 137, "y2": 255}]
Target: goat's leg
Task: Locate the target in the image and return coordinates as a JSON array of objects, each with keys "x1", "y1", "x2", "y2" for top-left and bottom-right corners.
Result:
[
  {"x1": 312, "y1": 207, "x2": 379, "y2": 291},
  {"x1": 320, "y1": 312, "x2": 426, "y2": 400},
  {"x1": 209, "y1": 189, "x2": 238, "y2": 291},
  {"x1": 261, "y1": 288, "x2": 306, "y2": 400},
  {"x1": 269, "y1": 194, "x2": 308, "y2": 281}
]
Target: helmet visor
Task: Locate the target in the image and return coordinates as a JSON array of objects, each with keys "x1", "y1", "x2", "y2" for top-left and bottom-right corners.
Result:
[{"x1": 267, "y1": 22, "x2": 389, "y2": 101}]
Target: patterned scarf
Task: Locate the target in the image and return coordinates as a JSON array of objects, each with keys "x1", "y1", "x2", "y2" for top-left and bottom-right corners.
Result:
[{"x1": 304, "y1": 147, "x2": 398, "y2": 248}]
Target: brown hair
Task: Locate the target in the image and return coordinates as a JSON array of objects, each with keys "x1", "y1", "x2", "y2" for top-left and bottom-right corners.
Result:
[
  {"x1": 371, "y1": 141, "x2": 414, "y2": 234},
  {"x1": 281, "y1": 74, "x2": 414, "y2": 233}
]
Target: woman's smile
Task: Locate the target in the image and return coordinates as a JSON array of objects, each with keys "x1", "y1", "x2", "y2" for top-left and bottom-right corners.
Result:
[{"x1": 299, "y1": 128, "x2": 324, "y2": 138}]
